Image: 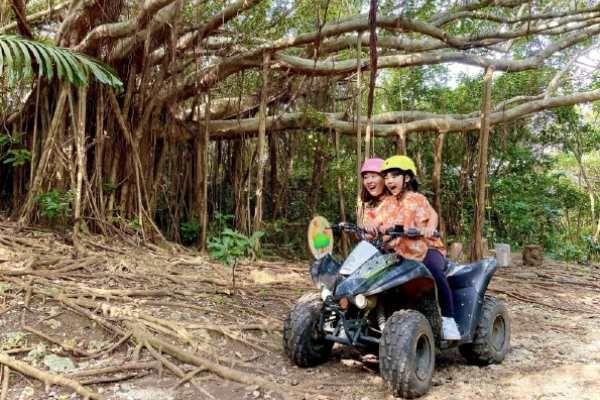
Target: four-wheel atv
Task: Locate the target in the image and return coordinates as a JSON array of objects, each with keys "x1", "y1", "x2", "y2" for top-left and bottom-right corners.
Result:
[{"x1": 283, "y1": 220, "x2": 511, "y2": 398}]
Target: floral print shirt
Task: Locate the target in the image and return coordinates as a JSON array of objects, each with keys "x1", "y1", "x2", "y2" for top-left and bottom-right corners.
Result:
[
  {"x1": 376, "y1": 192, "x2": 446, "y2": 261},
  {"x1": 357, "y1": 196, "x2": 387, "y2": 229}
]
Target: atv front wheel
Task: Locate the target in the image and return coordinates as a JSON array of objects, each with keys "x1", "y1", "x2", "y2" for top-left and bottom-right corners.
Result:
[
  {"x1": 283, "y1": 293, "x2": 332, "y2": 367},
  {"x1": 379, "y1": 310, "x2": 435, "y2": 399},
  {"x1": 459, "y1": 295, "x2": 510, "y2": 365}
]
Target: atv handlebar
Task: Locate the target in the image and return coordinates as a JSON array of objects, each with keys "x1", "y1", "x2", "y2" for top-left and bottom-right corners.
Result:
[
  {"x1": 383, "y1": 225, "x2": 440, "y2": 239},
  {"x1": 329, "y1": 222, "x2": 373, "y2": 241},
  {"x1": 329, "y1": 223, "x2": 439, "y2": 242}
]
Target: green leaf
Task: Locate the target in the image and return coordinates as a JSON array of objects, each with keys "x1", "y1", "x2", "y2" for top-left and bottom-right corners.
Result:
[
  {"x1": 52, "y1": 49, "x2": 72, "y2": 82},
  {"x1": 0, "y1": 35, "x2": 122, "y2": 88},
  {"x1": 16, "y1": 41, "x2": 33, "y2": 78},
  {"x1": 5, "y1": 38, "x2": 22, "y2": 79},
  {"x1": 0, "y1": 40, "x2": 13, "y2": 68},
  {"x1": 29, "y1": 42, "x2": 54, "y2": 79}
]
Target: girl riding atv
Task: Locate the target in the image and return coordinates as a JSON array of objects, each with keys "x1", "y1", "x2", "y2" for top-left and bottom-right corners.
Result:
[
  {"x1": 375, "y1": 155, "x2": 461, "y2": 341},
  {"x1": 357, "y1": 158, "x2": 387, "y2": 232}
]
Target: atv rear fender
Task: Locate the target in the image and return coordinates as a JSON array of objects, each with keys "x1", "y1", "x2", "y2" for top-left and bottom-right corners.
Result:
[{"x1": 447, "y1": 258, "x2": 497, "y2": 342}]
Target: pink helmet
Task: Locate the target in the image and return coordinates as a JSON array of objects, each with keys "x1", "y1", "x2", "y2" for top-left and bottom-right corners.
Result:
[{"x1": 360, "y1": 158, "x2": 384, "y2": 174}]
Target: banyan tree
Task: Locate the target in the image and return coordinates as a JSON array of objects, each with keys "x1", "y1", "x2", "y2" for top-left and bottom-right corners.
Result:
[{"x1": 1, "y1": 0, "x2": 599, "y2": 252}]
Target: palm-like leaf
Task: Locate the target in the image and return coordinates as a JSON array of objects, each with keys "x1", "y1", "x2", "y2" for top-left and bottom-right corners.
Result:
[{"x1": 0, "y1": 35, "x2": 123, "y2": 89}]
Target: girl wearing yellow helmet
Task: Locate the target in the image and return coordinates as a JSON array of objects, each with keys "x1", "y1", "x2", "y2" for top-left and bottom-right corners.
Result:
[{"x1": 377, "y1": 155, "x2": 461, "y2": 340}]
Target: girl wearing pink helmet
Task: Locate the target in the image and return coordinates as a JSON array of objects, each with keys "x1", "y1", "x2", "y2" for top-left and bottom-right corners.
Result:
[{"x1": 357, "y1": 158, "x2": 387, "y2": 232}]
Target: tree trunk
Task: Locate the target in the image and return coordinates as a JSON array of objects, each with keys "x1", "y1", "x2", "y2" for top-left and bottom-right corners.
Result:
[
  {"x1": 253, "y1": 52, "x2": 270, "y2": 247},
  {"x1": 73, "y1": 86, "x2": 88, "y2": 253},
  {"x1": 364, "y1": 0, "x2": 378, "y2": 160},
  {"x1": 269, "y1": 133, "x2": 278, "y2": 218},
  {"x1": 595, "y1": 213, "x2": 600, "y2": 243},
  {"x1": 355, "y1": 32, "x2": 363, "y2": 201},
  {"x1": 272, "y1": 132, "x2": 294, "y2": 220},
  {"x1": 432, "y1": 132, "x2": 445, "y2": 237},
  {"x1": 395, "y1": 130, "x2": 406, "y2": 155},
  {"x1": 335, "y1": 129, "x2": 349, "y2": 254},
  {"x1": 196, "y1": 92, "x2": 210, "y2": 251},
  {"x1": 470, "y1": 67, "x2": 494, "y2": 262},
  {"x1": 308, "y1": 137, "x2": 326, "y2": 216},
  {"x1": 453, "y1": 132, "x2": 477, "y2": 237},
  {"x1": 233, "y1": 140, "x2": 248, "y2": 233}
]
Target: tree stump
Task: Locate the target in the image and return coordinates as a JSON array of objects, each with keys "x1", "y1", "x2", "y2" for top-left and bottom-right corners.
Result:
[
  {"x1": 495, "y1": 243, "x2": 511, "y2": 267},
  {"x1": 448, "y1": 242, "x2": 463, "y2": 261},
  {"x1": 523, "y1": 245, "x2": 543, "y2": 266}
]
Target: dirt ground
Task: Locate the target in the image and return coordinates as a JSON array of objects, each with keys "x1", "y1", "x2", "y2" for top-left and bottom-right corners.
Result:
[{"x1": 1, "y1": 223, "x2": 599, "y2": 400}]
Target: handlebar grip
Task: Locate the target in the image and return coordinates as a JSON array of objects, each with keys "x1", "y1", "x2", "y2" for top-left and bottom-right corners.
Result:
[{"x1": 383, "y1": 227, "x2": 441, "y2": 238}]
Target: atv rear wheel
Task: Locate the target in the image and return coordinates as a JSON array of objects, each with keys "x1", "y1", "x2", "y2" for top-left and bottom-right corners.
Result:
[
  {"x1": 283, "y1": 293, "x2": 332, "y2": 367},
  {"x1": 379, "y1": 310, "x2": 435, "y2": 399},
  {"x1": 459, "y1": 295, "x2": 510, "y2": 365}
]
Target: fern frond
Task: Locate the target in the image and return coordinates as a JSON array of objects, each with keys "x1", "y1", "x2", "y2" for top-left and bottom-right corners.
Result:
[{"x1": 0, "y1": 35, "x2": 123, "y2": 90}]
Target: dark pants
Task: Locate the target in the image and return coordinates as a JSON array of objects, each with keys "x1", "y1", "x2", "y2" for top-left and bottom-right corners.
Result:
[{"x1": 423, "y1": 249, "x2": 454, "y2": 318}]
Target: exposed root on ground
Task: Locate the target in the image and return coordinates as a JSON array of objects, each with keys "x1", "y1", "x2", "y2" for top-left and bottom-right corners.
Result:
[{"x1": 0, "y1": 223, "x2": 313, "y2": 399}]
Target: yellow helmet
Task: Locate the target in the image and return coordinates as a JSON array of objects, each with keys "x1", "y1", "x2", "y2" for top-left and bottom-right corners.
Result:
[{"x1": 381, "y1": 155, "x2": 417, "y2": 176}]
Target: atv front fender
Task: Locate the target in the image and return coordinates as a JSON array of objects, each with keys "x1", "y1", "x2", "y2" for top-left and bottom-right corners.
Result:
[{"x1": 335, "y1": 258, "x2": 436, "y2": 298}]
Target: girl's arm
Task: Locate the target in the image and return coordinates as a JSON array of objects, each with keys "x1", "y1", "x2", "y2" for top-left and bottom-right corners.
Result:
[{"x1": 422, "y1": 208, "x2": 438, "y2": 238}]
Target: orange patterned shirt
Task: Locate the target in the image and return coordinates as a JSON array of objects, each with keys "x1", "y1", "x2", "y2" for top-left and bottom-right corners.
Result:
[
  {"x1": 357, "y1": 196, "x2": 388, "y2": 229},
  {"x1": 376, "y1": 192, "x2": 446, "y2": 261}
]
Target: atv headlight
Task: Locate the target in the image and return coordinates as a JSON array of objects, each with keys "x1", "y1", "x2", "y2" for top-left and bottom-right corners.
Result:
[
  {"x1": 353, "y1": 294, "x2": 376, "y2": 310},
  {"x1": 354, "y1": 294, "x2": 368, "y2": 309},
  {"x1": 320, "y1": 286, "x2": 332, "y2": 301}
]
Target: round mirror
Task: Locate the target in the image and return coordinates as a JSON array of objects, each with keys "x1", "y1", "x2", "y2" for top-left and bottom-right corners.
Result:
[{"x1": 307, "y1": 216, "x2": 334, "y2": 259}]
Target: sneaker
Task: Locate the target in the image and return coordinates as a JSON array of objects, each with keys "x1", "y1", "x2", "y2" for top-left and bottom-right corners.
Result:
[{"x1": 442, "y1": 317, "x2": 462, "y2": 340}]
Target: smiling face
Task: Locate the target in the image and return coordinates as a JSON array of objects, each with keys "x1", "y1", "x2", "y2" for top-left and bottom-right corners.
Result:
[
  {"x1": 362, "y1": 172, "x2": 385, "y2": 198},
  {"x1": 384, "y1": 170, "x2": 409, "y2": 196}
]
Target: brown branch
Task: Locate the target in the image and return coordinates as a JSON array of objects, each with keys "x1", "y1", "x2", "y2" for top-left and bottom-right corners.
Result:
[
  {"x1": 0, "y1": 353, "x2": 105, "y2": 400},
  {"x1": 9, "y1": 0, "x2": 33, "y2": 38},
  {"x1": 74, "y1": 0, "x2": 179, "y2": 52},
  {"x1": 23, "y1": 325, "x2": 92, "y2": 357},
  {"x1": 0, "y1": 366, "x2": 9, "y2": 400},
  {"x1": 132, "y1": 324, "x2": 289, "y2": 398},
  {"x1": 67, "y1": 361, "x2": 161, "y2": 378}
]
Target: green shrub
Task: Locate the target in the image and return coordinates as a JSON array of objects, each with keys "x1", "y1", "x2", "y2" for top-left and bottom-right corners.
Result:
[
  {"x1": 207, "y1": 228, "x2": 265, "y2": 266},
  {"x1": 34, "y1": 189, "x2": 74, "y2": 220},
  {"x1": 3, "y1": 149, "x2": 31, "y2": 166},
  {"x1": 180, "y1": 218, "x2": 201, "y2": 245}
]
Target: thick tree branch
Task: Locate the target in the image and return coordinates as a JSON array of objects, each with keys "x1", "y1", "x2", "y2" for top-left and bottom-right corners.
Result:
[
  {"x1": 433, "y1": 7, "x2": 600, "y2": 27},
  {"x1": 173, "y1": 89, "x2": 600, "y2": 140},
  {"x1": 74, "y1": 0, "x2": 179, "y2": 52}
]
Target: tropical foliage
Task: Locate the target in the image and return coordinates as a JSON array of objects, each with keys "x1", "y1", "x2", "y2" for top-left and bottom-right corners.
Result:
[{"x1": 0, "y1": 34, "x2": 122, "y2": 88}]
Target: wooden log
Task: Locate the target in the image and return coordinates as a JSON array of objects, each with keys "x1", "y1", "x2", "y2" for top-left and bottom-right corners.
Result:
[{"x1": 523, "y1": 244, "x2": 543, "y2": 266}]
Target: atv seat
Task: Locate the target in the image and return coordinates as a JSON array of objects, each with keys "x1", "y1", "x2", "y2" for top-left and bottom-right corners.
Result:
[{"x1": 445, "y1": 259, "x2": 496, "y2": 290}]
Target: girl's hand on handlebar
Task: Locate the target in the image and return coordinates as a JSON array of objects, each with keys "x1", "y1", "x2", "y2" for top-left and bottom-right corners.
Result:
[
  {"x1": 420, "y1": 227, "x2": 436, "y2": 238},
  {"x1": 362, "y1": 222, "x2": 378, "y2": 240}
]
